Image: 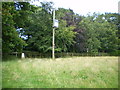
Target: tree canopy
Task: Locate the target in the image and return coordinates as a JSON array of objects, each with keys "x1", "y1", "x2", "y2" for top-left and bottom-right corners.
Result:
[{"x1": 2, "y1": 1, "x2": 120, "y2": 56}]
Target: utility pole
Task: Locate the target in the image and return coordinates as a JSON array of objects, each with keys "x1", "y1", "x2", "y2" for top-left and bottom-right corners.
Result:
[
  {"x1": 52, "y1": 8, "x2": 58, "y2": 60},
  {"x1": 52, "y1": 8, "x2": 55, "y2": 60}
]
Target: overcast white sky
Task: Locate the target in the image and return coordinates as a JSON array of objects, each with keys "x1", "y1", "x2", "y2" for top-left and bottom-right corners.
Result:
[{"x1": 32, "y1": 0, "x2": 120, "y2": 16}]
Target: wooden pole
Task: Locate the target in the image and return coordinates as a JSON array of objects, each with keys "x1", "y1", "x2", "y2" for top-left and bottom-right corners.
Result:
[{"x1": 52, "y1": 8, "x2": 55, "y2": 60}]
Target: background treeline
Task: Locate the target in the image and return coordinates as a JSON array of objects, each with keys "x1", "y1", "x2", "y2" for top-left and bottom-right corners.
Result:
[{"x1": 2, "y1": 1, "x2": 120, "y2": 58}]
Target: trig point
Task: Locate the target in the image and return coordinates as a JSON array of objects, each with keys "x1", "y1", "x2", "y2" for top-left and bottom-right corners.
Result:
[{"x1": 21, "y1": 53, "x2": 25, "y2": 58}]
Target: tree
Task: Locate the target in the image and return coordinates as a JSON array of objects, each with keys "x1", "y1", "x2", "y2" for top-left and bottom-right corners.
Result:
[
  {"x1": 55, "y1": 20, "x2": 76, "y2": 52},
  {"x1": 55, "y1": 8, "x2": 77, "y2": 52},
  {"x1": 96, "y1": 13, "x2": 119, "y2": 52},
  {"x1": 56, "y1": 8, "x2": 83, "y2": 52},
  {"x1": 2, "y1": 2, "x2": 36, "y2": 53},
  {"x1": 2, "y1": 2, "x2": 26, "y2": 53},
  {"x1": 79, "y1": 16, "x2": 100, "y2": 53},
  {"x1": 22, "y1": 6, "x2": 53, "y2": 53},
  {"x1": 20, "y1": 3, "x2": 76, "y2": 53},
  {"x1": 78, "y1": 13, "x2": 118, "y2": 53},
  {"x1": 103, "y1": 13, "x2": 120, "y2": 51}
]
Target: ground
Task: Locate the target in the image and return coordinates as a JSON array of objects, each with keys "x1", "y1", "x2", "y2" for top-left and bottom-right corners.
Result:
[{"x1": 2, "y1": 56, "x2": 118, "y2": 88}]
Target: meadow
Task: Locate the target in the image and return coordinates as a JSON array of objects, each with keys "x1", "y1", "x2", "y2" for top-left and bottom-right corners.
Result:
[{"x1": 2, "y1": 56, "x2": 118, "y2": 88}]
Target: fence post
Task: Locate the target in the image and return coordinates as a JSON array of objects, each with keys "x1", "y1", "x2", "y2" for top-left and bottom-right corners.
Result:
[{"x1": 15, "y1": 52, "x2": 17, "y2": 57}]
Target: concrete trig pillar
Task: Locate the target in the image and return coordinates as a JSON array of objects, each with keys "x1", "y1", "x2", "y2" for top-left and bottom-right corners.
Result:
[{"x1": 21, "y1": 53, "x2": 25, "y2": 58}]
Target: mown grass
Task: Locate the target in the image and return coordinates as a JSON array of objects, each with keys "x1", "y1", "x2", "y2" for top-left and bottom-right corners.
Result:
[{"x1": 2, "y1": 56, "x2": 118, "y2": 88}]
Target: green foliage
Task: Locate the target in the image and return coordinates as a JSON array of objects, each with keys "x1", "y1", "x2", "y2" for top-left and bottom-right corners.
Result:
[
  {"x1": 108, "y1": 50, "x2": 120, "y2": 56},
  {"x1": 79, "y1": 13, "x2": 119, "y2": 53},
  {"x1": 21, "y1": 3, "x2": 76, "y2": 53},
  {"x1": 2, "y1": 2, "x2": 119, "y2": 55},
  {"x1": 2, "y1": 2, "x2": 26, "y2": 53},
  {"x1": 55, "y1": 8, "x2": 79, "y2": 52},
  {"x1": 55, "y1": 20, "x2": 76, "y2": 52},
  {"x1": 21, "y1": 5, "x2": 52, "y2": 53},
  {"x1": 13, "y1": 2, "x2": 36, "y2": 28}
]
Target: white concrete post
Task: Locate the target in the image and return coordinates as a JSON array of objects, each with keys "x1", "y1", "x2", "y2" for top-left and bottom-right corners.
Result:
[{"x1": 21, "y1": 53, "x2": 25, "y2": 58}]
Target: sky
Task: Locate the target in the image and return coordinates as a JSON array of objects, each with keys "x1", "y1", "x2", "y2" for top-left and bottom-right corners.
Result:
[{"x1": 32, "y1": 0, "x2": 120, "y2": 16}]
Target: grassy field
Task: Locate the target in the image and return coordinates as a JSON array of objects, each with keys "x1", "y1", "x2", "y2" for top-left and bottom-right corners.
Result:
[{"x1": 2, "y1": 56, "x2": 118, "y2": 88}]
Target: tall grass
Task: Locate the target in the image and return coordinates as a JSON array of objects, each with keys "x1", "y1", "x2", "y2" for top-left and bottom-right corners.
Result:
[{"x1": 2, "y1": 56, "x2": 118, "y2": 88}]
